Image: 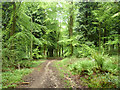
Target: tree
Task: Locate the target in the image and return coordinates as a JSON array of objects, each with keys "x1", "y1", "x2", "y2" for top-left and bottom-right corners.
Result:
[{"x1": 68, "y1": 1, "x2": 74, "y2": 56}]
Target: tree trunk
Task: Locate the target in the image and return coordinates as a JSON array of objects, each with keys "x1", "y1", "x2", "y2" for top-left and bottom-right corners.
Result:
[
  {"x1": 118, "y1": 25, "x2": 120, "y2": 58},
  {"x1": 98, "y1": 25, "x2": 101, "y2": 52},
  {"x1": 59, "y1": 46, "x2": 61, "y2": 57},
  {"x1": 44, "y1": 44, "x2": 46, "y2": 56},
  {"x1": 10, "y1": 2, "x2": 16, "y2": 50},
  {"x1": 56, "y1": 48, "x2": 58, "y2": 57},
  {"x1": 48, "y1": 48, "x2": 53, "y2": 57},
  {"x1": 62, "y1": 45, "x2": 63, "y2": 56},
  {"x1": 103, "y1": 28, "x2": 106, "y2": 45},
  {"x1": 68, "y1": 1, "x2": 74, "y2": 56},
  {"x1": 56, "y1": 33, "x2": 59, "y2": 57},
  {"x1": 10, "y1": 2, "x2": 16, "y2": 36},
  {"x1": 47, "y1": 50, "x2": 49, "y2": 57},
  {"x1": 30, "y1": 15, "x2": 33, "y2": 59}
]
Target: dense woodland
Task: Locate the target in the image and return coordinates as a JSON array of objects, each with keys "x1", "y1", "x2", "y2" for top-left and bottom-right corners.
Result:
[{"x1": 1, "y1": 1, "x2": 120, "y2": 88}]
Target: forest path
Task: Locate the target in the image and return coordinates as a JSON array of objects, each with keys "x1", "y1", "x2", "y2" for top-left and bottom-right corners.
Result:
[{"x1": 18, "y1": 60, "x2": 68, "y2": 88}]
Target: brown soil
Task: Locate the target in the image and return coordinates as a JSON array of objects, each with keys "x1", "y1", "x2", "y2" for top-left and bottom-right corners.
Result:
[{"x1": 17, "y1": 60, "x2": 70, "y2": 88}]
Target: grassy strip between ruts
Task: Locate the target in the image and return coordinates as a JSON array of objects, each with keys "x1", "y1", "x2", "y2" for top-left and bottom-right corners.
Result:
[
  {"x1": 2, "y1": 60, "x2": 45, "y2": 88},
  {"x1": 53, "y1": 57, "x2": 82, "y2": 88},
  {"x1": 53, "y1": 58, "x2": 71, "y2": 88}
]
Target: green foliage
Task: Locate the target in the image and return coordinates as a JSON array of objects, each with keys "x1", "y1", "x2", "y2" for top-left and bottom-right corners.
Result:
[
  {"x1": 2, "y1": 31, "x2": 31, "y2": 69},
  {"x1": 69, "y1": 55, "x2": 118, "y2": 88},
  {"x1": 78, "y1": 44, "x2": 118, "y2": 73},
  {"x1": 2, "y1": 60, "x2": 44, "y2": 88},
  {"x1": 69, "y1": 60, "x2": 96, "y2": 75},
  {"x1": 68, "y1": 57, "x2": 118, "y2": 88},
  {"x1": 56, "y1": 56, "x2": 119, "y2": 88},
  {"x1": 103, "y1": 59, "x2": 118, "y2": 74},
  {"x1": 32, "y1": 48, "x2": 43, "y2": 59},
  {"x1": 92, "y1": 53, "x2": 104, "y2": 70},
  {"x1": 76, "y1": 47, "x2": 91, "y2": 58},
  {"x1": 80, "y1": 44, "x2": 104, "y2": 70},
  {"x1": 2, "y1": 69, "x2": 32, "y2": 88},
  {"x1": 2, "y1": 56, "x2": 44, "y2": 72},
  {"x1": 19, "y1": 60, "x2": 44, "y2": 69},
  {"x1": 64, "y1": 47, "x2": 71, "y2": 57},
  {"x1": 30, "y1": 60, "x2": 45, "y2": 67},
  {"x1": 2, "y1": 2, "x2": 119, "y2": 88},
  {"x1": 2, "y1": 48, "x2": 25, "y2": 69},
  {"x1": 87, "y1": 73, "x2": 119, "y2": 88},
  {"x1": 55, "y1": 58, "x2": 70, "y2": 68}
]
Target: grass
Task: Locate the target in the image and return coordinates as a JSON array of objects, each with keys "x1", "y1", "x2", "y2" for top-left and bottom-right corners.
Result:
[
  {"x1": 30, "y1": 60, "x2": 45, "y2": 67},
  {"x1": 54, "y1": 55, "x2": 119, "y2": 88},
  {"x1": 53, "y1": 57, "x2": 83, "y2": 88},
  {"x1": 2, "y1": 60, "x2": 45, "y2": 88},
  {"x1": 18, "y1": 60, "x2": 45, "y2": 68},
  {"x1": 70, "y1": 56, "x2": 119, "y2": 88},
  {"x1": 2, "y1": 68, "x2": 32, "y2": 88},
  {"x1": 53, "y1": 58, "x2": 71, "y2": 88},
  {"x1": 87, "y1": 73, "x2": 118, "y2": 88}
]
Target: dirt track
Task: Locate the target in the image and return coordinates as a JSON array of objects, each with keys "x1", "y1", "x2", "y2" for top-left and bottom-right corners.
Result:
[{"x1": 18, "y1": 60, "x2": 68, "y2": 88}]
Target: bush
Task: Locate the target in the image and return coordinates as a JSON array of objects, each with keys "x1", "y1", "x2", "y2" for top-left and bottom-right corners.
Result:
[
  {"x1": 88, "y1": 73, "x2": 119, "y2": 88},
  {"x1": 103, "y1": 59, "x2": 118, "y2": 74},
  {"x1": 69, "y1": 58, "x2": 118, "y2": 88},
  {"x1": 81, "y1": 44, "x2": 105, "y2": 70},
  {"x1": 74, "y1": 46, "x2": 91, "y2": 58},
  {"x1": 32, "y1": 48, "x2": 43, "y2": 59},
  {"x1": 92, "y1": 53, "x2": 104, "y2": 70},
  {"x1": 2, "y1": 48, "x2": 29, "y2": 70},
  {"x1": 69, "y1": 60, "x2": 97, "y2": 75},
  {"x1": 18, "y1": 60, "x2": 44, "y2": 68}
]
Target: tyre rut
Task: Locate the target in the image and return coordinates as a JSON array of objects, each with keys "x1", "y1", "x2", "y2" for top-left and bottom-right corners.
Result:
[{"x1": 18, "y1": 60, "x2": 63, "y2": 88}]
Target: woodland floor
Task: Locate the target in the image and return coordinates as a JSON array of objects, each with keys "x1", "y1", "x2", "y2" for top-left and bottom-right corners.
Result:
[{"x1": 17, "y1": 60, "x2": 79, "y2": 88}]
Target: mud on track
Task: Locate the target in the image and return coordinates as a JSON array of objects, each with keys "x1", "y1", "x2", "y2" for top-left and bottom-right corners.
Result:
[{"x1": 18, "y1": 60, "x2": 67, "y2": 88}]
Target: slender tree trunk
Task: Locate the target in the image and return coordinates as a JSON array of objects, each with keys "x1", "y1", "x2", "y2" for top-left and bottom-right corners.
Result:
[
  {"x1": 103, "y1": 28, "x2": 106, "y2": 53},
  {"x1": 57, "y1": 33, "x2": 59, "y2": 57},
  {"x1": 99, "y1": 30, "x2": 101, "y2": 51},
  {"x1": 30, "y1": 15, "x2": 33, "y2": 59},
  {"x1": 56, "y1": 24, "x2": 60, "y2": 57},
  {"x1": 59, "y1": 46, "x2": 61, "y2": 57},
  {"x1": 10, "y1": 2, "x2": 16, "y2": 50},
  {"x1": 26, "y1": 45, "x2": 28, "y2": 57},
  {"x1": 118, "y1": 26, "x2": 120, "y2": 57},
  {"x1": 56, "y1": 48, "x2": 58, "y2": 57},
  {"x1": 44, "y1": 44, "x2": 46, "y2": 56},
  {"x1": 10, "y1": 2, "x2": 16, "y2": 36},
  {"x1": 62, "y1": 45, "x2": 63, "y2": 56},
  {"x1": 48, "y1": 48, "x2": 53, "y2": 57},
  {"x1": 103, "y1": 28, "x2": 106, "y2": 45},
  {"x1": 47, "y1": 50, "x2": 49, "y2": 57},
  {"x1": 99, "y1": 25, "x2": 101, "y2": 52},
  {"x1": 56, "y1": 32, "x2": 59, "y2": 57},
  {"x1": 68, "y1": 1, "x2": 74, "y2": 56}
]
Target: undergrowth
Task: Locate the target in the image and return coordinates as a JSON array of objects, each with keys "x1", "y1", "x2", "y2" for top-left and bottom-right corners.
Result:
[
  {"x1": 2, "y1": 60, "x2": 45, "y2": 88},
  {"x1": 55, "y1": 44, "x2": 119, "y2": 88},
  {"x1": 53, "y1": 58, "x2": 74, "y2": 88},
  {"x1": 69, "y1": 59, "x2": 118, "y2": 88},
  {"x1": 2, "y1": 60, "x2": 44, "y2": 72},
  {"x1": 69, "y1": 45, "x2": 119, "y2": 88},
  {"x1": 2, "y1": 69, "x2": 32, "y2": 88}
]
